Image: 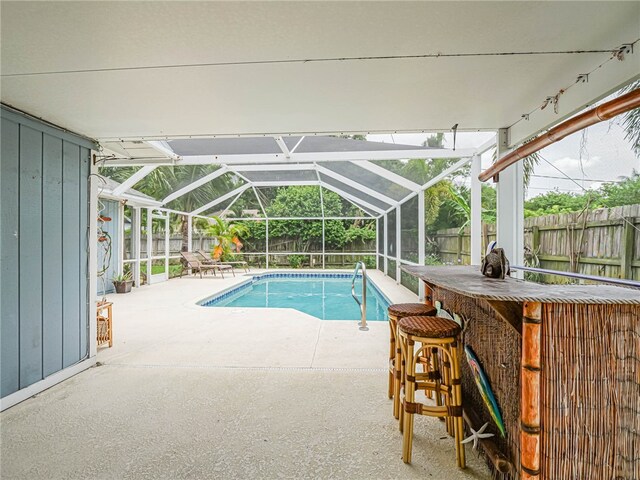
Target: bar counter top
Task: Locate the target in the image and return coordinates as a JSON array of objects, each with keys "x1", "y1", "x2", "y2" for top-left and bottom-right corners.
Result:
[{"x1": 401, "y1": 265, "x2": 640, "y2": 305}]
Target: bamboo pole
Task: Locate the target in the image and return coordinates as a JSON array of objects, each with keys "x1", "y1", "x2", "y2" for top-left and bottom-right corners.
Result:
[
  {"x1": 521, "y1": 301, "x2": 542, "y2": 479},
  {"x1": 480, "y1": 88, "x2": 640, "y2": 182}
]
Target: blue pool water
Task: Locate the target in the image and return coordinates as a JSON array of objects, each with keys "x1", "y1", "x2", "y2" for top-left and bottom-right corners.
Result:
[{"x1": 200, "y1": 273, "x2": 390, "y2": 321}]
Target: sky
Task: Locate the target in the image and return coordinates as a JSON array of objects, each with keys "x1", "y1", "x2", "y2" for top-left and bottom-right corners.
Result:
[{"x1": 367, "y1": 120, "x2": 639, "y2": 200}]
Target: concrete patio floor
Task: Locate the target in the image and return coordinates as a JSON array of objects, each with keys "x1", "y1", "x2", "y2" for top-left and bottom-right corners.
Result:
[{"x1": 1, "y1": 270, "x2": 491, "y2": 479}]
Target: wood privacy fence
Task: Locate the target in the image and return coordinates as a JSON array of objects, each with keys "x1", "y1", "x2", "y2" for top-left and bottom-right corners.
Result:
[
  {"x1": 127, "y1": 235, "x2": 375, "y2": 267},
  {"x1": 435, "y1": 204, "x2": 640, "y2": 281}
]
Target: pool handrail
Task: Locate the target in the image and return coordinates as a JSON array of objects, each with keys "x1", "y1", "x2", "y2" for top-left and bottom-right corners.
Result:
[{"x1": 351, "y1": 262, "x2": 368, "y2": 331}]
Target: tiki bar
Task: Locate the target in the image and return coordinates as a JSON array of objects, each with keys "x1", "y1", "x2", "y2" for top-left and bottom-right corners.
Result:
[{"x1": 400, "y1": 265, "x2": 640, "y2": 479}]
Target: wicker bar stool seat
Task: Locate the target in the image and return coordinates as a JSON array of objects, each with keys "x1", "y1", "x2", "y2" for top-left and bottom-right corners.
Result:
[
  {"x1": 398, "y1": 315, "x2": 465, "y2": 469},
  {"x1": 387, "y1": 303, "x2": 436, "y2": 419}
]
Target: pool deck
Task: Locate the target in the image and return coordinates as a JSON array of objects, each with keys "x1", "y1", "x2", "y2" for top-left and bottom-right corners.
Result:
[{"x1": 1, "y1": 269, "x2": 491, "y2": 479}]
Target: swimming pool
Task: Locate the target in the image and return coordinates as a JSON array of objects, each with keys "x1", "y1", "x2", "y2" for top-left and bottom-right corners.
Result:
[{"x1": 200, "y1": 273, "x2": 390, "y2": 321}]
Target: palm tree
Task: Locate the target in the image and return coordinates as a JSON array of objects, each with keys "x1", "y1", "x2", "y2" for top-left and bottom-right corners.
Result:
[
  {"x1": 620, "y1": 80, "x2": 640, "y2": 156},
  {"x1": 205, "y1": 216, "x2": 250, "y2": 260},
  {"x1": 100, "y1": 165, "x2": 239, "y2": 251}
]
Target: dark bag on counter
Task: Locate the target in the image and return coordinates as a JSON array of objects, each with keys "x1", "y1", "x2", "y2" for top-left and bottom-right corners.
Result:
[{"x1": 481, "y1": 246, "x2": 510, "y2": 279}]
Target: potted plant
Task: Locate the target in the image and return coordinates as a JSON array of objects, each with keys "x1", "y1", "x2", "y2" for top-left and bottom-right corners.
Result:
[{"x1": 112, "y1": 271, "x2": 133, "y2": 294}]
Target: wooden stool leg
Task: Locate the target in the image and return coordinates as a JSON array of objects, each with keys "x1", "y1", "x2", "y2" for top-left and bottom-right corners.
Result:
[
  {"x1": 431, "y1": 347, "x2": 443, "y2": 408},
  {"x1": 394, "y1": 322, "x2": 403, "y2": 421},
  {"x1": 402, "y1": 337, "x2": 416, "y2": 464},
  {"x1": 388, "y1": 316, "x2": 396, "y2": 399},
  {"x1": 441, "y1": 346, "x2": 453, "y2": 436},
  {"x1": 423, "y1": 348, "x2": 433, "y2": 400},
  {"x1": 449, "y1": 341, "x2": 466, "y2": 469},
  {"x1": 107, "y1": 304, "x2": 113, "y2": 347}
]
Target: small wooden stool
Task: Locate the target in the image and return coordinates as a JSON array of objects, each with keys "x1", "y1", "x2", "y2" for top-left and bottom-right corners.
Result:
[
  {"x1": 398, "y1": 315, "x2": 465, "y2": 469},
  {"x1": 387, "y1": 303, "x2": 436, "y2": 419},
  {"x1": 97, "y1": 301, "x2": 113, "y2": 348}
]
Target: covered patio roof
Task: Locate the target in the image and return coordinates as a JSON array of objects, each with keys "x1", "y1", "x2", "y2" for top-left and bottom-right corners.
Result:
[
  {"x1": 1, "y1": 2, "x2": 638, "y2": 148},
  {"x1": 98, "y1": 135, "x2": 493, "y2": 218}
]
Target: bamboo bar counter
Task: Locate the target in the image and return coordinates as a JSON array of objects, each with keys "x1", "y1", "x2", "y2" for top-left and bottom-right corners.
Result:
[{"x1": 401, "y1": 265, "x2": 640, "y2": 480}]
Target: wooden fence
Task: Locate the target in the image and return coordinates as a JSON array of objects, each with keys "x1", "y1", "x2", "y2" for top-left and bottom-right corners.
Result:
[
  {"x1": 435, "y1": 204, "x2": 640, "y2": 281},
  {"x1": 125, "y1": 234, "x2": 375, "y2": 267}
]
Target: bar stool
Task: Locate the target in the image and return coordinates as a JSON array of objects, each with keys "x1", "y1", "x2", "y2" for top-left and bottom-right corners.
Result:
[
  {"x1": 398, "y1": 315, "x2": 465, "y2": 469},
  {"x1": 387, "y1": 303, "x2": 437, "y2": 419}
]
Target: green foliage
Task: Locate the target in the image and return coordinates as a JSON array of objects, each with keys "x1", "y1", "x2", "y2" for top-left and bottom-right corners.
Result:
[
  {"x1": 599, "y1": 171, "x2": 640, "y2": 207},
  {"x1": 521, "y1": 172, "x2": 640, "y2": 217},
  {"x1": 344, "y1": 226, "x2": 376, "y2": 244},
  {"x1": 620, "y1": 80, "x2": 640, "y2": 156},
  {"x1": 524, "y1": 191, "x2": 597, "y2": 217},
  {"x1": 427, "y1": 183, "x2": 496, "y2": 232},
  {"x1": 266, "y1": 186, "x2": 347, "y2": 249},
  {"x1": 112, "y1": 271, "x2": 132, "y2": 283},
  {"x1": 205, "y1": 216, "x2": 250, "y2": 260},
  {"x1": 362, "y1": 256, "x2": 376, "y2": 269},
  {"x1": 288, "y1": 255, "x2": 306, "y2": 268}
]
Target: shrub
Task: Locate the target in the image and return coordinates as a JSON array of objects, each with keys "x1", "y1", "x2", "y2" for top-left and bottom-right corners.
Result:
[{"x1": 288, "y1": 255, "x2": 306, "y2": 268}]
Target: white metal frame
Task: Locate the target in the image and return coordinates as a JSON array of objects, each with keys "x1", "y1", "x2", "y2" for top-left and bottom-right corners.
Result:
[{"x1": 105, "y1": 138, "x2": 495, "y2": 292}]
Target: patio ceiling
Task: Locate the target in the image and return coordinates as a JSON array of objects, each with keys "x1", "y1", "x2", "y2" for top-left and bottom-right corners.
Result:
[{"x1": 1, "y1": 2, "x2": 638, "y2": 148}]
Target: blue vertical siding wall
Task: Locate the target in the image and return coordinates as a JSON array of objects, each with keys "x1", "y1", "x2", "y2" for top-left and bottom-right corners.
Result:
[
  {"x1": 0, "y1": 107, "x2": 93, "y2": 398},
  {"x1": 97, "y1": 200, "x2": 120, "y2": 296}
]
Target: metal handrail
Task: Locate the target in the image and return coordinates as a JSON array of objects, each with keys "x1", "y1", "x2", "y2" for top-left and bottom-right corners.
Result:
[
  {"x1": 351, "y1": 261, "x2": 368, "y2": 331},
  {"x1": 511, "y1": 265, "x2": 640, "y2": 289}
]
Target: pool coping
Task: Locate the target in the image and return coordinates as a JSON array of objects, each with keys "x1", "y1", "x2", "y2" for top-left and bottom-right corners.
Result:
[{"x1": 195, "y1": 271, "x2": 392, "y2": 312}]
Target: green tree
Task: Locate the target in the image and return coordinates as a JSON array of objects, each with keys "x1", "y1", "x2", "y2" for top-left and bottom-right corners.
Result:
[
  {"x1": 266, "y1": 186, "x2": 347, "y2": 249},
  {"x1": 620, "y1": 80, "x2": 640, "y2": 156},
  {"x1": 205, "y1": 216, "x2": 250, "y2": 260},
  {"x1": 599, "y1": 171, "x2": 640, "y2": 207},
  {"x1": 100, "y1": 165, "x2": 238, "y2": 250},
  {"x1": 524, "y1": 191, "x2": 597, "y2": 217}
]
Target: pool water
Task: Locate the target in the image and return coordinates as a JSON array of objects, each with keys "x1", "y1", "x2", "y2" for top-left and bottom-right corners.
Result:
[{"x1": 201, "y1": 274, "x2": 389, "y2": 321}]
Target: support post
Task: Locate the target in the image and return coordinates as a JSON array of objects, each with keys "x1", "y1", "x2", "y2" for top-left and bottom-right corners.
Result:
[
  {"x1": 146, "y1": 208, "x2": 152, "y2": 284},
  {"x1": 470, "y1": 154, "x2": 482, "y2": 265},
  {"x1": 133, "y1": 207, "x2": 141, "y2": 287},
  {"x1": 88, "y1": 156, "x2": 98, "y2": 358},
  {"x1": 396, "y1": 205, "x2": 401, "y2": 284},
  {"x1": 186, "y1": 215, "x2": 193, "y2": 275},
  {"x1": 117, "y1": 201, "x2": 125, "y2": 275},
  {"x1": 383, "y1": 213, "x2": 388, "y2": 275},
  {"x1": 322, "y1": 219, "x2": 326, "y2": 269},
  {"x1": 531, "y1": 226, "x2": 540, "y2": 259},
  {"x1": 521, "y1": 301, "x2": 542, "y2": 479},
  {"x1": 319, "y1": 182, "x2": 325, "y2": 269},
  {"x1": 265, "y1": 218, "x2": 269, "y2": 269},
  {"x1": 496, "y1": 129, "x2": 524, "y2": 277},
  {"x1": 621, "y1": 217, "x2": 634, "y2": 279},
  {"x1": 164, "y1": 213, "x2": 170, "y2": 280},
  {"x1": 376, "y1": 217, "x2": 380, "y2": 270},
  {"x1": 418, "y1": 190, "x2": 425, "y2": 300}
]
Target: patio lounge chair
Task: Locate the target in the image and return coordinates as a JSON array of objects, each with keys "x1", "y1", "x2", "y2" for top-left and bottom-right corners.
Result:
[
  {"x1": 180, "y1": 252, "x2": 233, "y2": 279},
  {"x1": 196, "y1": 249, "x2": 250, "y2": 273}
]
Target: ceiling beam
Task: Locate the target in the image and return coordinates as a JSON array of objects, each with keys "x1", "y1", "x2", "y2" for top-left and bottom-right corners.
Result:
[
  {"x1": 190, "y1": 183, "x2": 251, "y2": 215},
  {"x1": 101, "y1": 148, "x2": 475, "y2": 167},
  {"x1": 146, "y1": 140, "x2": 179, "y2": 159},
  {"x1": 320, "y1": 183, "x2": 385, "y2": 215},
  {"x1": 111, "y1": 165, "x2": 157, "y2": 196},
  {"x1": 315, "y1": 164, "x2": 396, "y2": 207},
  {"x1": 161, "y1": 166, "x2": 228, "y2": 205},
  {"x1": 251, "y1": 181, "x2": 318, "y2": 187},
  {"x1": 354, "y1": 160, "x2": 421, "y2": 191},
  {"x1": 274, "y1": 136, "x2": 291, "y2": 158},
  {"x1": 229, "y1": 163, "x2": 315, "y2": 172}
]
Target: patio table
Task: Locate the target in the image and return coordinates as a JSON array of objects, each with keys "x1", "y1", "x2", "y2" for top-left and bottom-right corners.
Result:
[{"x1": 402, "y1": 265, "x2": 639, "y2": 480}]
